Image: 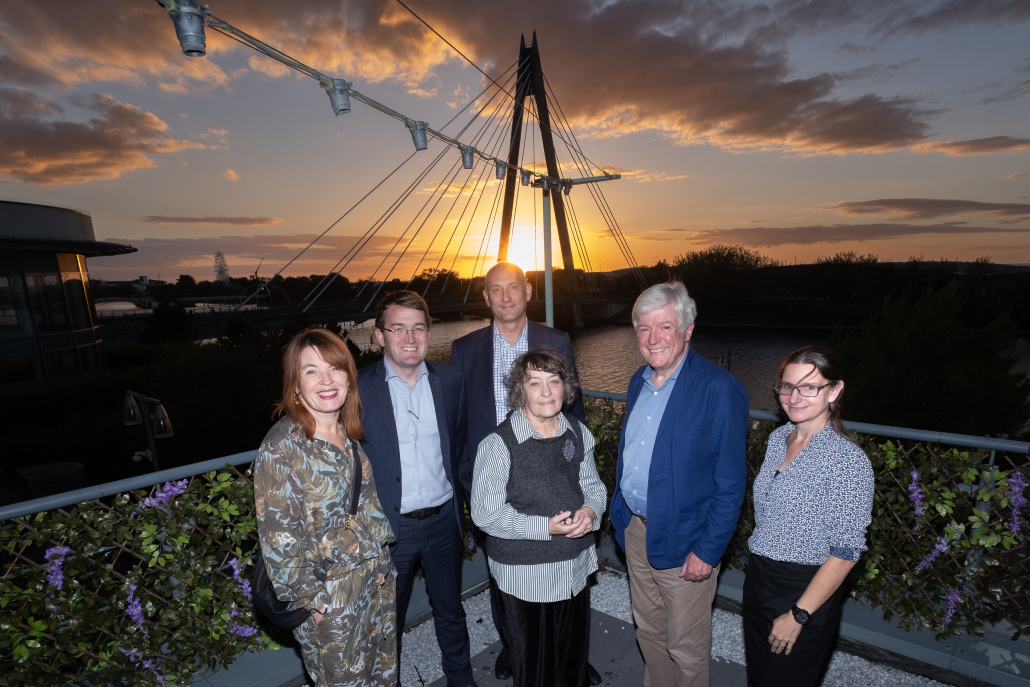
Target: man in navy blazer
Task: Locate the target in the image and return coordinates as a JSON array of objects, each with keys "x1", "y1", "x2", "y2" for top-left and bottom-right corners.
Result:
[
  {"x1": 450, "y1": 262, "x2": 585, "y2": 491},
  {"x1": 610, "y1": 281, "x2": 748, "y2": 687},
  {"x1": 358, "y1": 290, "x2": 474, "y2": 687},
  {"x1": 450, "y1": 261, "x2": 599, "y2": 684}
]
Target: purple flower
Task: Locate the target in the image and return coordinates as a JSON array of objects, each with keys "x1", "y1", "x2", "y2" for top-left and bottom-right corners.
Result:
[
  {"x1": 119, "y1": 646, "x2": 164, "y2": 682},
  {"x1": 229, "y1": 622, "x2": 258, "y2": 637},
  {"x1": 466, "y1": 532, "x2": 476, "y2": 553},
  {"x1": 908, "y1": 469, "x2": 927, "y2": 517},
  {"x1": 139, "y1": 479, "x2": 189, "y2": 511},
  {"x1": 1009, "y1": 471, "x2": 1027, "y2": 534},
  {"x1": 228, "y1": 557, "x2": 252, "y2": 601},
  {"x1": 918, "y1": 536, "x2": 950, "y2": 571},
  {"x1": 126, "y1": 584, "x2": 147, "y2": 633},
  {"x1": 44, "y1": 546, "x2": 72, "y2": 590},
  {"x1": 943, "y1": 587, "x2": 961, "y2": 627}
]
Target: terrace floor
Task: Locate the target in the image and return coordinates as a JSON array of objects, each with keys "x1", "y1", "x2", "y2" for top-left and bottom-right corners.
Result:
[
  {"x1": 189, "y1": 564, "x2": 1029, "y2": 687},
  {"x1": 425, "y1": 608, "x2": 747, "y2": 687}
]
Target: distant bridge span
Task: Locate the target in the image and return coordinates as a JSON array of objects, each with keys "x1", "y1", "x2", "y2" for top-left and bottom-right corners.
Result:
[{"x1": 98, "y1": 293, "x2": 637, "y2": 346}]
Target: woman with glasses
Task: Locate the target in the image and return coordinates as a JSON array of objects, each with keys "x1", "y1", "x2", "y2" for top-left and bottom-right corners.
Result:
[{"x1": 742, "y1": 345, "x2": 874, "y2": 687}]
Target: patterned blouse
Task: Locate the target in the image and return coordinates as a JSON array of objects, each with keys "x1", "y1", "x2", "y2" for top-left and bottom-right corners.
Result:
[
  {"x1": 748, "y1": 422, "x2": 874, "y2": 566},
  {"x1": 255, "y1": 416, "x2": 394, "y2": 613}
]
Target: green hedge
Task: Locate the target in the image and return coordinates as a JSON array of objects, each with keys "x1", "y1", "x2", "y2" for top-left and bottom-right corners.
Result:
[
  {"x1": 1, "y1": 404, "x2": 1027, "y2": 686},
  {"x1": 0, "y1": 467, "x2": 276, "y2": 687},
  {"x1": 585, "y1": 399, "x2": 1028, "y2": 641}
]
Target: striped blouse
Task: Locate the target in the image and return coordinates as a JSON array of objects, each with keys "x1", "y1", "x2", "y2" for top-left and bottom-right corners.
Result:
[{"x1": 472, "y1": 409, "x2": 607, "y2": 603}]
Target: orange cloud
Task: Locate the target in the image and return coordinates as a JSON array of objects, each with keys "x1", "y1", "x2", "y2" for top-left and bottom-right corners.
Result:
[
  {"x1": 914, "y1": 137, "x2": 1030, "y2": 156},
  {"x1": 1, "y1": 0, "x2": 1025, "y2": 159},
  {"x1": 0, "y1": 89, "x2": 204, "y2": 186},
  {"x1": 667, "y1": 223, "x2": 1030, "y2": 247},
  {"x1": 142, "y1": 216, "x2": 280, "y2": 226},
  {"x1": 830, "y1": 199, "x2": 1030, "y2": 223}
]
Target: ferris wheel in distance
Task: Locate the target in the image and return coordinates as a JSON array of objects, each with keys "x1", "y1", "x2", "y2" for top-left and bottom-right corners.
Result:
[{"x1": 214, "y1": 252, "x2": 231, "y2": 283}]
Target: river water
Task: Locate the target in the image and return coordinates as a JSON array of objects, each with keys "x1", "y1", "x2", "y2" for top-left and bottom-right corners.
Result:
[
  {"x1": 98, "y1": 299, "x2": 1030, "y2": 417},
  {"x1": 346, "y1": 318, "x2": 838, "y2": 413}
]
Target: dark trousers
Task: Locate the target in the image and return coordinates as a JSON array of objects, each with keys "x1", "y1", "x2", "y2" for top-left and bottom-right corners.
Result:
[
  {"x1": 480, "y1": 534, "x2": 510, "y2": 655},
  {"x1": 742, "y1": 554, "x2": 847, "y2": 687},
  {"x1": 495, "y1": 583, "x2": 591, "y2": 687},
  {"x1": 393, "y1": 505, "x2": 474, "y2": 687}
]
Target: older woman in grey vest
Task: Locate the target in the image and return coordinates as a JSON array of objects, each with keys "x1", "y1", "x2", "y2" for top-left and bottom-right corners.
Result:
[{"x1": 472, "y1": 346, "x2": 607, "y2": 687}]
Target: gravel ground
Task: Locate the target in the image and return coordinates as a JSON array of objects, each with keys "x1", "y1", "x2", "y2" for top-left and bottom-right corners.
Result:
[{"x1": 399, "y1": 569, "x2": 950, "y2": 687}]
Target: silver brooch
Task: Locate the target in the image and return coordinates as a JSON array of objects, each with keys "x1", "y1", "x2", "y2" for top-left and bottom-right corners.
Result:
[{"x1": 563, "y1": 437, "x2": 575, "y2": 462}]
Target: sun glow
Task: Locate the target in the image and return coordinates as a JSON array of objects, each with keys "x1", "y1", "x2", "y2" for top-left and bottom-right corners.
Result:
[{"x1": 503, "y1": 225, "x2": 541, "y2": 275}]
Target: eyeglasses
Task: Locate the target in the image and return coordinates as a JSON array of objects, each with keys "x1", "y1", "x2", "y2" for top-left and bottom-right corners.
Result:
[
  {"x1": 379, "y1": 325, "x2": 428, "y2": 338},
  {"x1": 771, "y1": 382, "x2": 834, "y2": 397}
]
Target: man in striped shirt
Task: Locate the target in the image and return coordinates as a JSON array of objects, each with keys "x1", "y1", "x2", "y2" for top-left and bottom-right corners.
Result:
[{"x1": 450, "y1": 261, "x2": 600, "y2": 684}]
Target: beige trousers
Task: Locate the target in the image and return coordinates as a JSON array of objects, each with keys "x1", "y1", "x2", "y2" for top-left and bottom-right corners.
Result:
[{"x1": 625, "y1": 515, "x2": 720, "y2": 687}]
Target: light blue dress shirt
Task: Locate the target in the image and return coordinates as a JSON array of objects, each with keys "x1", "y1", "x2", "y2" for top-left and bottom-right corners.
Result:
[
  {"x1": 383, "y1": 359, "x2": 452, "y2": 513},
  {"x1": 620, "y1": 351, "x2": 688, "y2": 518}
]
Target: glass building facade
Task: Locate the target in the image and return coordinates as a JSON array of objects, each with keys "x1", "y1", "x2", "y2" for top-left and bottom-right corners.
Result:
[{"x1": 0, "y1": 201, "x2": 135, "y2": 386}]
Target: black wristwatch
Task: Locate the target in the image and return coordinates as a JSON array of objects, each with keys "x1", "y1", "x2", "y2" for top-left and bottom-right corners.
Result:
[{"x1": 791, "y1": 604, "x2": 811, "y2": 625}]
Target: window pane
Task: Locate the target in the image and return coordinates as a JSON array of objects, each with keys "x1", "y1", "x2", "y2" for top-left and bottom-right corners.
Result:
[
  {"x1": 0, "y1": 275, "x2": 22, "y2": 327},
  {"x1": 44, "y1": 349, "x2": 80, "y2": 380},
  {"x1": 63, "y1": 273, "x2": 93, "y2": 330},
  {"x1": 25, "y1": 273, "x2": 68, "y2": 330},
  {"x1": 80, "y1": 343, "x2": 102, "y2": 374}
]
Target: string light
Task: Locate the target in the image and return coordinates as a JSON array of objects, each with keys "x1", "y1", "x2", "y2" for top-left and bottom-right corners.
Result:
[{"x1": 156, "y1": 0, "x2": 606, "y2": 187}]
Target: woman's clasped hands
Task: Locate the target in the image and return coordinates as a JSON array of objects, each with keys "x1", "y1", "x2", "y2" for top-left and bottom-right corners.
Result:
[{"x1": 548, "y1": 507, "x2": 596, "y2": 538}]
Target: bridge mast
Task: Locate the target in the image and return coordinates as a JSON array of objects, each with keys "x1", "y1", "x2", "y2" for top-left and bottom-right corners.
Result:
[{"x1": 497, "y1": 33, "x2": 583, "y2": 327}]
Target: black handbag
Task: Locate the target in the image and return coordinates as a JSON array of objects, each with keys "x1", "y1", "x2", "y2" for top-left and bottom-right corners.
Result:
[
  {"x1": 252, "y1": 445, "x2": 363, "y2": 630},
  {"x1": 252, "y1": 550, "x2": 310, "y2": 630}
]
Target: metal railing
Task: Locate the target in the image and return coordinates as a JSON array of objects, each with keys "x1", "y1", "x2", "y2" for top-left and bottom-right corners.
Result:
[
  {"x1": 1, "y1": 391, "x2": 1027, "y2": 687},
  {"x1": 4, "y1": 393, "x2": 1026, "y2": 522},
  {"x1": 581, "y1": 389, "x2": 1030, "y2": 454}
]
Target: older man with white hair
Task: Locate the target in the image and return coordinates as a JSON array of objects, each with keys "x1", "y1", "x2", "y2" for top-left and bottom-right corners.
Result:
[{"x1": 610, "y1": 281, "x2": 748, "y2": 687}]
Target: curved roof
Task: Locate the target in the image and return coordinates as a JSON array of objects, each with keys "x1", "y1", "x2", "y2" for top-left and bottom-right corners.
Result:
[{"x1": 0, "y1": 200, "x2": 136, "y2": 257}]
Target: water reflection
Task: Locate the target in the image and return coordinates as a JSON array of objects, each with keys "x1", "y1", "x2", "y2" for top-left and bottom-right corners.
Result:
[{"x1": 346, "y1": 317, "x2": 816, "y2": 412}]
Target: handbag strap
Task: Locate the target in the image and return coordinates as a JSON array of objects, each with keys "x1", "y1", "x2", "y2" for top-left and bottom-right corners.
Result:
[{"x1": 348, "y1": 442, "x2": 361, "y2": 516}]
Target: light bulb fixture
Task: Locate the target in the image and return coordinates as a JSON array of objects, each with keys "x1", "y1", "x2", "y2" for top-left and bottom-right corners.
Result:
[
  {"x1": 168, "y1": 0, "x2": 208, "y2": 57},
  {"x1": 326, "y1": 78, "x2": 351, "y2": 116},
  {"x1": 563, "y1": 180, "x2": 573, "y2": 196},
  {"x1": 123, "y1": 393, "x2": 142, "y2": 426},
  {"x1": 521, "y1": 170, "x2": 531, "y2": 186},
  {"x1": 495, "y1": 160, "x2": 506, "y2": 179},
  {"x1": 460, "y1": 145, "x2": 476, "y2": 170},
  {"x1": 152, "y1": 404, "x2": 175, "y2": 439},
  {"x1": 409, "y1": 121, "x2": 428, "y2": 151}
]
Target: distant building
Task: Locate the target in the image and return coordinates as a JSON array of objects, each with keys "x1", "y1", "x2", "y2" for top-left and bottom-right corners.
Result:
[{"x1": 0, "y1": 200, "x2": 136, "y2": 386}]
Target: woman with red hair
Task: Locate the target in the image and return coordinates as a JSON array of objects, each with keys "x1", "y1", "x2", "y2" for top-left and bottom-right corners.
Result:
[{"x1": 255, "y1": 327, "x2": 397, "y2": 686}]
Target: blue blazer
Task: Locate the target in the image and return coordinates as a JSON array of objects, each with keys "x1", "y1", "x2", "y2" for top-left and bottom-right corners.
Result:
[
  {"x1": 450, "y1": 319, "x2": 585, "y2": 494},
  {"x1": 357, "y1": 359, "x2": 468, "y2": 538},
  {"x1": 610, "y1": 347, "x2": 749, "y2": 569}
]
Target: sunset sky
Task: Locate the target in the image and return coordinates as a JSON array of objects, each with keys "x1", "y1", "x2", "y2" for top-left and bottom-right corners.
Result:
[{"x1": 2, "y1": 0, "x2": 1029, "y2": 282}]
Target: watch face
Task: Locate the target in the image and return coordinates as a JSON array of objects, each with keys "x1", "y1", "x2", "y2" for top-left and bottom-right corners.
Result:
[{"x1": 792, "y1": 606, "x2": 811, "y2": 624}]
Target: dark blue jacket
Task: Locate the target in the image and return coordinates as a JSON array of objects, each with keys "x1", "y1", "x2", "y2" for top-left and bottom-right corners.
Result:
[
  {"x1": 610, "y1": 347, "x2": 748, "y2": 568},
  {"x1": 450, "y1": 320, "x2": 585, "y2": 494},
  {"x1": 357, "y1": 359, "x2": 468, "y2": 538}
]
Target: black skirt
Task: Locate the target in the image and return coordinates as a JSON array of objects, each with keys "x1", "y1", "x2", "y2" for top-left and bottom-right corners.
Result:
[
  {"x1": 742, "y1": 554, "x2": 848, "y2": 687},
  {"x1": 494, "y1": 582, "x2": 591, "y2": 687}
]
